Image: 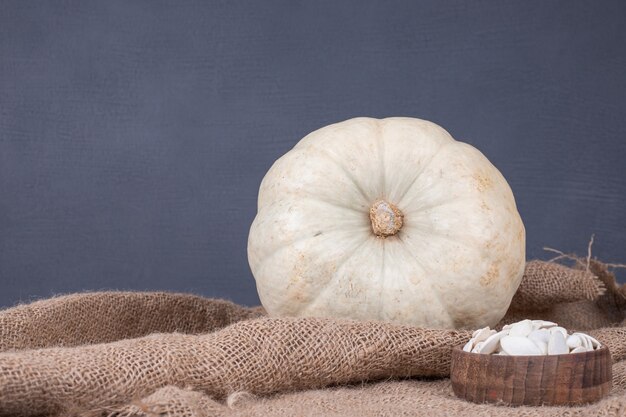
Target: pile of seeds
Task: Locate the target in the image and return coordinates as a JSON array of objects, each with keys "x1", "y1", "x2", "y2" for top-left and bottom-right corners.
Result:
[{"x1": 463, "y1": 319, "x2": 601, "y2": 355}]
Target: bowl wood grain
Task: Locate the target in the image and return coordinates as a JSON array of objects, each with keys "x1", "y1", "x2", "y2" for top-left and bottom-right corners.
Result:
[{"x1": 450, "y1": 345, "x2": 611, "y2": 406}]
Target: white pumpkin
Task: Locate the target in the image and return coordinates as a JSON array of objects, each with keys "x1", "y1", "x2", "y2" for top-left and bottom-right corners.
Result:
[{"x1": 248, "y1": 117, "x2": 525, "y2": 329}]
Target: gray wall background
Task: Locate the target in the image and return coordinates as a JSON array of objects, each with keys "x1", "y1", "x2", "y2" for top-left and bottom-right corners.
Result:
[{"x1": 1, "y1": 1, "x2": 625, "y2": 309}]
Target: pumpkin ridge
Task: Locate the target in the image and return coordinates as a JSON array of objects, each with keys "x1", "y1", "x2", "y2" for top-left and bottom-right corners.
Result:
[
  {"x1": 297, "y1": 238, "x2": 373, "y2": 317},
  {"x1": 394, "y1": 233, "x2": 454, "y2": 327},
  {"x1": 378, "y1": 239, "x2": 386, "y2": 319},
  {"x1": 401, "y1": 195, "x2": 476, "y2": 215},
  {"x1": 377, "y1": 120, "x2": 386, "y2": 197},
  {"x1": 397, "y1": 141, "x2": 455, "y2": 207},
  {"x1": 300, "y1": 144, "x2": 372, "y2": 205},
  {"x1": 254, "y1": 228, "x2": 368, "y2": 271},
  {"x1": 284, "y1": 195, "x2": 366, "y2": 215},
  {"x1": 402, "y1": 223, "x2": 481, "y2": 255}
]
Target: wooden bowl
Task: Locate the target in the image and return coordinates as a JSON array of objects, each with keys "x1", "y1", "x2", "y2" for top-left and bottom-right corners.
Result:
[{"x1": 450, "y1": 345, "x2": 612, "y2": 406}]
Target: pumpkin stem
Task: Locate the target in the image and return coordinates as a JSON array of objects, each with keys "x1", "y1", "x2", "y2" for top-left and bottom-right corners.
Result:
[{"x1": 369, "y1": 199, "x2": 404, "y2": 237}]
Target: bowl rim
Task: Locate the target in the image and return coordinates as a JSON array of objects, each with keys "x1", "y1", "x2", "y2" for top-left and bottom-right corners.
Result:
[{"x1": 452, "y1": 343, "x2": 610, "y2": 359}]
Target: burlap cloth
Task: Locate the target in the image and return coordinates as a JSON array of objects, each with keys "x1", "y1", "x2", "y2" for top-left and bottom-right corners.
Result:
[{"x1": 1, "y1": 258, "x2": 626, "y2": 416}]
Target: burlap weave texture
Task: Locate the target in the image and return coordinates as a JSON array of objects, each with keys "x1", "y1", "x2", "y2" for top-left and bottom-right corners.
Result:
[{"x1": 0, "y1": 259, "x2": 625, "y2": 416}]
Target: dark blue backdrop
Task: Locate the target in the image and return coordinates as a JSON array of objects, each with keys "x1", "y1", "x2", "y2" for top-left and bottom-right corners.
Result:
[{"x1": 1, "y1": 1, "x2": 625, "y2": 308}]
